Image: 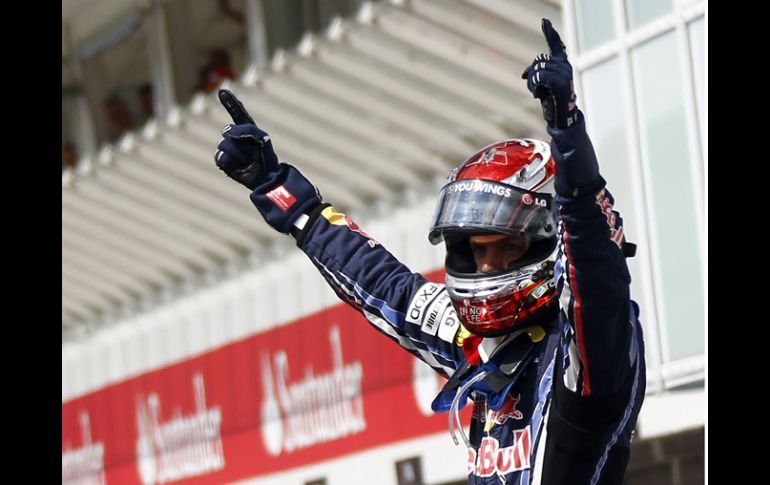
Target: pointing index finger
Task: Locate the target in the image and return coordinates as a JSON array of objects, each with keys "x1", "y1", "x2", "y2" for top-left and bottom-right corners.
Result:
[
  {"x1": 541, "y1": 18, "x2": 567, "y2": 59},
  {"x1": 218, "y1": 89, "x2": 256, "y2": 125}
]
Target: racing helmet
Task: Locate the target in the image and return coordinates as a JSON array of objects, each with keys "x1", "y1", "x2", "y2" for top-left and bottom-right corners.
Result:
[{"x1": 429, "y1": 139, "x2": 560, "y2": 337}]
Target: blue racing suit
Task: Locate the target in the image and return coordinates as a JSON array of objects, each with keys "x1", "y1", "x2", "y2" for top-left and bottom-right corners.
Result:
[{"x1": 290, "y1": 112, "x2": 646, "y2": 485}]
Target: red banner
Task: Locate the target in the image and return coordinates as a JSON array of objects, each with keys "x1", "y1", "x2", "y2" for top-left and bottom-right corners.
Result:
[{"x1": 62, "y1": 271, "x2": 470, "y2": 484}]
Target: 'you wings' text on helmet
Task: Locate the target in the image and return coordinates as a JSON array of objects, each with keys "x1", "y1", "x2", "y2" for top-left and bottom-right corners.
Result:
[{"x1": 429, "y1": 139, "x2": 560, "y2": 337}]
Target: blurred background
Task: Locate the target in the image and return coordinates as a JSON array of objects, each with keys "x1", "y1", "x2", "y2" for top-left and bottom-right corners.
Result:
[{"x1": 62, "y1": 0, "x2": 706, "y2": 484}]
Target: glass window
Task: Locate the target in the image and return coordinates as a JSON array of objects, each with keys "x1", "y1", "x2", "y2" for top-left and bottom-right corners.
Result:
[
  {"x1": 688, "y1": 16, "x2": 705, "y2": 148},
  {"x1": 631, "y1": 32, "x2": 703, "y2": 362},
  {"x1": 574, "y1": 0, "x2": 617, "y2": 53},
  {"x1": 580, "y1": 57, "x2": 654, "y2": 341},
  {"x1": 625, "y1": 0, "x2": 673, "y2": 30},
  {"x1": 581, "y1": 59, "x2": 630, "y2": 214}
]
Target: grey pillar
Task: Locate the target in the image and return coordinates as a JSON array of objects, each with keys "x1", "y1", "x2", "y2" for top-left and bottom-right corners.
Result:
[
  {"x1": 246, "y1": 0, "x2": 270, "y2": 71},
  {"x1": 63, "y1": 22, "x2": 99, "y2": 158},
  {"x1": 145, "y1": 0, "x2": 176, "y2": 119}
]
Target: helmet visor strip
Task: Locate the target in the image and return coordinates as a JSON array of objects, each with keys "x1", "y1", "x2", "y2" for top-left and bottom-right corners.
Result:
[{"x1": 429, "y1": 179, "x2": 557, "y2": 244}]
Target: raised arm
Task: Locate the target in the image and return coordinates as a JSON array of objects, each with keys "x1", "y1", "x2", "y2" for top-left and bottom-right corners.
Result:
[
  {"x1": 522, "y1": 19, "x2": 642, "y2": 399},
  {"x1": 213, "y1": 90, "x2": 465, "y2": 377}
]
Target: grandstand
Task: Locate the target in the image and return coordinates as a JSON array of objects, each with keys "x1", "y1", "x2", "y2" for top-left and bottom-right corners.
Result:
[{"x1": 62, "y1": 1, "x2": 706, "y2": 484}]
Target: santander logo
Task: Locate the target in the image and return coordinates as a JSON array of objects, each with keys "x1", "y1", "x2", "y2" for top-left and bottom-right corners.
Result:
[
  {"x1": 260, "y1": 325, "x2": 366, "y2": 455},
  {"x1": 62, "y1": 411, "x2": 106, "y2": 485},
  {"x1": 134, "y1": 373, "x2": 225, "y2": 484}
]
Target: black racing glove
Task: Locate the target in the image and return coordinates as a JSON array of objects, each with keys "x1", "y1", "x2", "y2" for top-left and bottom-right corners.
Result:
[
  {"x1": 215, "y1": 89, "x2": 276, "y2": 189},
  {"x1": 521, "y1": 19, "x2": 579, "y2": 130},
  {"x1": 215, "y1": 89, "x2": 322, "y2": 234}
]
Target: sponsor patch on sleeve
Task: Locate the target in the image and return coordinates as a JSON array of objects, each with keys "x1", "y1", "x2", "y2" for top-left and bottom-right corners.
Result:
[
  {"x1": 321, "y1": 206, "x2": 378, "y2": 246},
  {"x1": 437, "y1": 306, "x2": 460, "y2": 344},
  {"x1": 421, "y1": 291, "x2": 451, "y2": 337},
  {"x1": 406, "y1": 283, "x2": 442, "y2": 325},
  {"x1": 407, "y1": 283, "x2": 461, "y2": 343}
]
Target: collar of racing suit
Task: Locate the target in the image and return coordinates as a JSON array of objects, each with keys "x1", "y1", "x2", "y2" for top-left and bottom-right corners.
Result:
[{"x1": 432, "y1": 322, "x2": 551, "y2": 448}]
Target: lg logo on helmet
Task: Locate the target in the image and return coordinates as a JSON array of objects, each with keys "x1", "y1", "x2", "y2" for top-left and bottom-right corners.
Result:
[{"x1": 521, "y1": 193, "x2": 547, "y2": 207}]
